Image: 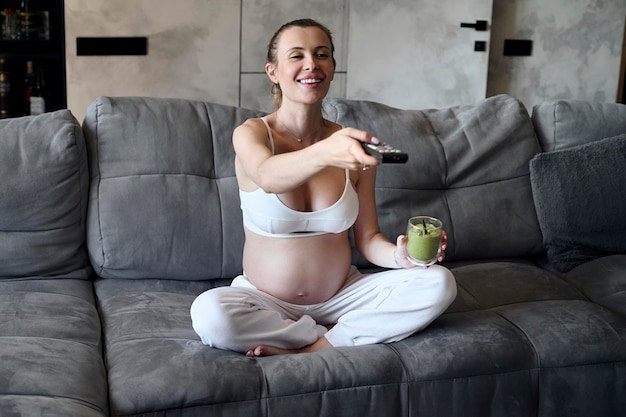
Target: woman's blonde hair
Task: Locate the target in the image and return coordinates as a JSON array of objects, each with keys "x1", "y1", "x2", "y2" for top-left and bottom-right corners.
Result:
[{"x1": 266, "y1": 19, "x2": 336, "y2": 110}]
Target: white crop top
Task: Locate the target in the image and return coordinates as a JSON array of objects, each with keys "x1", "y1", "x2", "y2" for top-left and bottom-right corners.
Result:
[{"x1": 239, "y1": 117, "x2": 359, "y2": 238}]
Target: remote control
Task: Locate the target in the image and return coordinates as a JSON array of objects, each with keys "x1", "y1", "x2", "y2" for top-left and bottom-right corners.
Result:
[{"x1": 362, "y1": 142, "x2": 409, "y2": 163}]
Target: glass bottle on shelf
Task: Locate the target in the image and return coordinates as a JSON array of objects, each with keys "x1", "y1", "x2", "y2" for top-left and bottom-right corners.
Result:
[
  {"x1": 0, "y1": 58, "x2": 11, "y2": 118},
  {"x1": 24, "y1": 60, "x2": 35, "y2": 114},
  {"x1": 19, "y1": 0, "x2": 31, "y2": 40},
  {"x1": 29, "y1": 66, "x2": 45, "y2": 115},
  {"x1": 18, "y1": 0, "x2": 47, "y2": 41},
  {"x1": 1, "y1": 7, "x2": 19, "y2": 40}
]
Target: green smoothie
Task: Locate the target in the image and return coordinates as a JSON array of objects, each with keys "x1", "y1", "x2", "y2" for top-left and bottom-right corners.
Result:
[{"x1": 407, "y1": 219, "x2": 442, "y2": 265}]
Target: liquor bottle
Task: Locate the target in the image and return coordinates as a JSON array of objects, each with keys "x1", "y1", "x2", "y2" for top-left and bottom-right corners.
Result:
[
  {"x1": 0, "y1": 58, "x2": 11, "y2": 118},
  {"x1": 19, "y1": 0, "x2": 29, "y2": 40},
  {"x1": 24, "y1": 60, "x2": 36, "y2": 114},
  {"x1": 29, "y1": 67, "x2": 45, "y2": 115}
]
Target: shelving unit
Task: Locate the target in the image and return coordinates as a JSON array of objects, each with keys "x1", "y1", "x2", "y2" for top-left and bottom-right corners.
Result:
[{"x1": 0, "y1": 0, "x2": 65, "y2": 118}]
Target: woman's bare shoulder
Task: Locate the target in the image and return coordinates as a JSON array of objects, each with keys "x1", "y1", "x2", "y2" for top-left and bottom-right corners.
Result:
[
  {"x1": 235, "y1": 117, "x2": 266, "y2": 134},
  {"x1": 233, "y1": 117, "x2": 270, "y2": 146}
]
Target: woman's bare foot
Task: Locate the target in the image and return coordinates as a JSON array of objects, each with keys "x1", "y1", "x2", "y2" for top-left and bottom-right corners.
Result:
[{"x1": 246, "y1": 336, "x2": 332, "y2": 357}]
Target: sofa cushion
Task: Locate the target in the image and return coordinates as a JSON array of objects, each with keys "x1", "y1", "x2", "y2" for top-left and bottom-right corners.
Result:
[
  {"x1": 92, "y1": 267, "x2": 541, "y2": 416},
  {"x1": 323, "y1": 94, "x2": 543, "y2": 262},
  {"x1": 529, "y1": 134, "x2": 626, "y2": 272},
  {"x1": 560, "y1": 254, "x2": 626, "y2": 319},
  {"x1": 532, "y1": 99, "x2": 626, "y2": 152},
  {"x1": 0, "y1": 278, "x2": 108, "y2": 416},
  {"x1": 83, "y1": 97, "x2": 265, "y2": 280},
  {"x1": 92, "y1": 262, "x2": 626, "y2": 416},
  {"x1": 0, "y1": 111, "x2": 91, "y2": 279}
]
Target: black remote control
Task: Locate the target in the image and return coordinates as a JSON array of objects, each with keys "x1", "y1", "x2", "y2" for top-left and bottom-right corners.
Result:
[{"x1": 362, "y1": 142, "x2": 408, "y2": 163}]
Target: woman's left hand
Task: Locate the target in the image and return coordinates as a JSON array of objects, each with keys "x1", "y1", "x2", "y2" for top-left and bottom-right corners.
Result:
[
  {"x1": 394, "y1": 230, "x2": 448, "y2": 269},
  {"x1": 394, "y1": 235, "x2": 416, "y2": 269},
  {"x1": 438, "y1": 230, "x2": 448, "y2": 262}
]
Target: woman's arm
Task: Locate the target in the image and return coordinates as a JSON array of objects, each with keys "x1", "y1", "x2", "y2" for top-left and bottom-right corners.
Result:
[
  {"x1": 352, "y1": 167, "x2": 447, "y2": 269},
  {"x1": 352, "y1": 167, "x2": 414, "y2": 269},
  {"x1": 233, "y1": 120, "x2": 379, "y2": 194}
]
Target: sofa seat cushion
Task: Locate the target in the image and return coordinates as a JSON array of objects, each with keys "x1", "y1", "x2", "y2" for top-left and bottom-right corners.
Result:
[
  {"x1": 529, "y1": 134, "x2": 626, "y2": 272},
  {"x1": 447, "y1": 262, "x2": 584, "y2": 313},
  {"x1": 93, "y1": 277, "x2": 531, "y2": 416},
  {"x1": 323, "y1": 94, "x2": 543, "y2": 264},
  {"x1": 560, "y1": 254, "x2": 626, "y2": 317},
  {"x1": 0, "y1": 278, "x2": 108, "y2": 416},
  {"x1": 447, "y1": 262, "x2": 626, "y2": 416},
  {"x1": 94, "y1": 261, "x2": 626, "y2": 416},
  {"x1": 93, "y1": 278, "x2": 401, "y2": 416},
  {"x1": 0, "y1": 111, "x2": 91, "y2": 279}
]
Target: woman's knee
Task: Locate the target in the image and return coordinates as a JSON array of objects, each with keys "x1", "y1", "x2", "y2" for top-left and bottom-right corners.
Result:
[
  {"x1": 430, "y1": 265, "x2": 457, "y2": 311},
  {"x1": 190, "y1": 288, "x2": 240, "y2": 347}
]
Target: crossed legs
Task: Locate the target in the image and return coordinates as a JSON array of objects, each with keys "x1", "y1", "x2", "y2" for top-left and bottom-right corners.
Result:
[{"x1": 190, "y1": 265, "x2": 456, "y2": 356}]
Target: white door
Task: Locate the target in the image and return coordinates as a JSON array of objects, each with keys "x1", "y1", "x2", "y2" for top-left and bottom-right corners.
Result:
[{"x1": 347, "y1": 0, "x2": 494, "y2": 109}]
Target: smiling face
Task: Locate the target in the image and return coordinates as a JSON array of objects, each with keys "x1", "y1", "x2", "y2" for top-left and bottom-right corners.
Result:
[{"x1": 266, "y1": 23, "x2": 336, "y2": 109}]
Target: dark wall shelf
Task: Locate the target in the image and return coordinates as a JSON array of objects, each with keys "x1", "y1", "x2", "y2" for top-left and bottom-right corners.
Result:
[{"x1": 0, "y1": 0, "x2": 65, "y2": 118}]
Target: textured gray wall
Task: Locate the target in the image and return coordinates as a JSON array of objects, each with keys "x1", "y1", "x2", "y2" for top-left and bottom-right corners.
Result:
[
  {"x1": 65, "y1": 0, "x2": 625, "y2": 121},
  {"x1": 488, "y1": 0, "x2": 625, "y2": 111}
]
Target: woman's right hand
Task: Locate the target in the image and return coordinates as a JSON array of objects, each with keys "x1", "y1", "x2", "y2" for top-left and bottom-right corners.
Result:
[{"x1": 319, "y1": 127, "x2": 381, "y2": 170}]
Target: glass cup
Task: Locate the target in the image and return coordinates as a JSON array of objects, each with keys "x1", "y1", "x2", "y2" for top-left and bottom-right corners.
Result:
[{"x1": 406, "y1": 216, "x2": 443, "y2": 267}]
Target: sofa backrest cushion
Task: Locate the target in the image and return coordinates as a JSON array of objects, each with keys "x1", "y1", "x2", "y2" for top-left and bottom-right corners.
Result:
[
  {"x1": 0, "y1": 111, "x2": 92, "y2": 279},
  {"x1": 323, "y1": 94, "x2": 544, "y2": 263},
  {"x1": 532, "y1": 99, "x2": 626, "y2": 152},
  {"x1": 83, "y1": 97, "x2": 264, "y2": 280}
]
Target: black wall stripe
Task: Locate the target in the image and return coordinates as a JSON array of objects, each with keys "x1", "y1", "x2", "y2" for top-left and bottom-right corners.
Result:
[{"x1": 76, "y1": 37, "x2": 148, "y2": 56}]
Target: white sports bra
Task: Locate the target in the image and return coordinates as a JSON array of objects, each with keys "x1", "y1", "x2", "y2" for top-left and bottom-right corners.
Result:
[{"x1": 239, "y1": 117, "x2": 359, "y2": 238}]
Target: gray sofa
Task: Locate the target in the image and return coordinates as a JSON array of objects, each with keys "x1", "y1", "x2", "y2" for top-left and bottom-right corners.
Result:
[{"x1": 1, "y1": 94, "x2": 625, "y2": 417}]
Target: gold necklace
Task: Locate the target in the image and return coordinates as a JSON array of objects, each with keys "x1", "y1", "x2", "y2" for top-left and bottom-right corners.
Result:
[
  {"x1": 276, "y1": 113, "x2": 303, "y2": 143},
  {"x1": 276, "y1": 113, "x2": 327, "y2": 144}
]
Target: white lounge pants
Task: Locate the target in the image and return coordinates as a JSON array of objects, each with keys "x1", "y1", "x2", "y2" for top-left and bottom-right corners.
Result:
[{"x1": 190, "y1": 265, "x2": 456, "y2": 353}]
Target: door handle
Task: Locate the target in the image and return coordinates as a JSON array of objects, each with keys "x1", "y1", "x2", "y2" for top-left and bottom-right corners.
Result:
[{"x1": 460, "y1": 20, "x2": 488, "y2": 31}]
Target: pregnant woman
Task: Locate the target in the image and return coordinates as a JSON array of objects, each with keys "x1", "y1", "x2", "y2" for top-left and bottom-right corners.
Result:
[{"x1": 190, "y1": 18, "x2": 456, "y2": 356}]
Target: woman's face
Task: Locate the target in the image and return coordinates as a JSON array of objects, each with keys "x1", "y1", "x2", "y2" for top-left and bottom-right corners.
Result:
[{"x1": 266, "y1": 26, "x2": 336, "y2": 106}]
